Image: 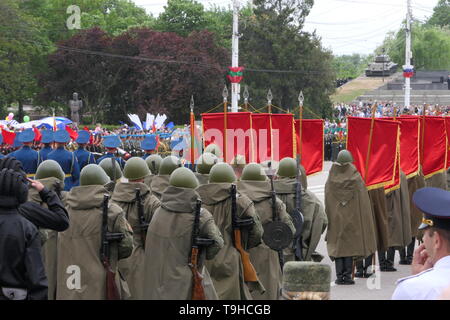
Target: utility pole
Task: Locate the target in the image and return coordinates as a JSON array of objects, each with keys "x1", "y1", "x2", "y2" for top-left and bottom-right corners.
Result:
[
  {"x1": 231, "y1": 0, "x2": 240, "y2": 112},
  {"x1": 404, "y1": 0, "x2": 413, "y2": 108}
]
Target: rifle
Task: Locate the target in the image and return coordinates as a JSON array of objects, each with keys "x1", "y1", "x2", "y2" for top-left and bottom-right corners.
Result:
[
  {"x1": 189, "y1": 199, "x2": 214, "y2": 300},
  {"x1": 230, "y1": 184, "x2": 259, "y2": 282},
  {"x1": 267, "y1": 162, "x2": 285, "y2": 272},
  {"x1": 54, "y1": 181, "x2": 62, "y2": 200},
  {"x1": 293, "y1": 156, "x2": 305, "y2": 261},
  {"x1": 135, "y1": 188, "x2": 149, "y2": 250},
  {"x1": 100, "y1": 194, "x2": 125, "y2": 300}
]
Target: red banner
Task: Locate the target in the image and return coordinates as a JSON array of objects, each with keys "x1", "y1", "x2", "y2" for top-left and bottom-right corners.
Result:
[
  {"x1": 445, "y1": 117, "x2": 450, "y2": 169},
  {"x1": 420, "y1": 116, "x2": 447, "y2": 177},
  {"x1": 294, "y1": 119, "x2": 324, "y2": 175},
  {"x1": 347, "y1": 117, "x2": 399, "y2": 189},
  {"x1": 270, "y1": 114, "x2": 295, "y2": 161},
  {"x1": 1, "y1": 130, "x2": 16, "y2": 145},
  {"x1": 251, "y1": 114, "x2": 271, "y2": 163},
  {"x1": 202, "y1": 112, "x2": 253, "y2": 163},
  {"x1": 385, "y1": 116, "x2": 420, "y2": 177}
]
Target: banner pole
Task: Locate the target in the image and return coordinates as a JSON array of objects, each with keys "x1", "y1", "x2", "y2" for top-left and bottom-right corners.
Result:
[
  {"x1": 223, "y1": 86, "x2": 228, "y2": 163},
  {"x1": 364, "y1": 103, "x2": 377, "y2": 184},
  {"x1": 190, "y1": 96, "x2": 195, "y2": 169}
]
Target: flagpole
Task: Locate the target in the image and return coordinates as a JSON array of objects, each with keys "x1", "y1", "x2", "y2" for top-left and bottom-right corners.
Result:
[
  {"x1": 364, "y1": 102, "x2": 377, "y2": 184},
  {"x1": 223, "y1": 86, "x2": 228, "y2": 163},
  {"x1": 298, "y1": 91, "x2": 304, "y2": 160},
  {"x1": 267, "y1": 89, "x2": 273, "y2": 162},
  {"x1": 190, "y1": 96, "x2": 195, "y2": 169}
]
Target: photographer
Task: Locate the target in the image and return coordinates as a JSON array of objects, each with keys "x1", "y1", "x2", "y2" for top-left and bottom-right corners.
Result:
[{"x1": 0, "y1": 169, "x2": 47, "y2": 300}]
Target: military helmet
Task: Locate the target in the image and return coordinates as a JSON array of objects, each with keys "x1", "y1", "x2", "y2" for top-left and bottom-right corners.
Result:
[
  {"x1": 80, "y1": 164, "x2": 111, "y2": 186},
  {"x1": 241, "y1": 163, "x2": 266, "y2": 181},
  {"x1": 169, "y1": 167, "x2": 199, "y2": 189},
  {"x1": 196, "y1": 152, "x2": 218, "y2": 174},
  {"x1": 123, "y1": 157, "x2": 150, "y2": 180},
  {"x1": 204, "y1": 144, "x2": 222, "y2": 157},
  {"x1": 230, "y1": 154, "x2": 246, "y2": 168},
  {"x1": 159, "y1": 155, "x2": 182, "y2": 175},
  {"x1": 336, "y1": 149, "x2": 353, "y2": 164},
  {"x1": 98, "y1": 158, "x2": 123, "y2": 181},
  {"x1": 277, "y1": 157, "x2": 297, "y2": 178},
  {"x1": 209, "y1": 163, "x2": 236, "y2": 183},
  {"x1": 145, "y1": 154, "x2": 163, "y2": 175},
  {"x1": 35, "y1": 160, "x2": 65, "y2": 181}
]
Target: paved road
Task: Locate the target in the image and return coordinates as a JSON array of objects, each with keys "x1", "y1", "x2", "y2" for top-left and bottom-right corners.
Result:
[{"x1": 306, "y1": 161, "x2": 412, "y2": 300}]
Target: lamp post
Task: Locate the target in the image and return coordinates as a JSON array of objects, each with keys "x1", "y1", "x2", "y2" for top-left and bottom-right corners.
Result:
[
  {"x1": 267, "y1": 89, "x2": 273, "y2": 113},
  {"x1": 243, "y1": 85, "x2": 249, "y2": 112},
  {"x1": 223, "y1": 86, "x2": 229, "y2": 163}
]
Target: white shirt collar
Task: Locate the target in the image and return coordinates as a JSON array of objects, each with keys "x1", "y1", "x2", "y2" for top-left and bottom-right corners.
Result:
[{"x1": 433, "y1": 255, "x2": 450, "y2": 269}]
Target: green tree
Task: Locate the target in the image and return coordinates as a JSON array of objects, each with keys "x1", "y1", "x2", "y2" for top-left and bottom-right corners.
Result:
[
  {"x1": 155, "y1": 0, "x2": 207, "y2": 37},
  {"x1": 0, "y1": 0, "x2": 51, "y2": 120},
  {"x1": 240, "y1": 0, "x2": 335, "y2": 119},
  {"x1": 333, "y1": 54, "x2": 372, "y2": 79},
  {"x1": 427, "y1": 0, "x2": 450, "y2": 27},
  {"x1": 379, "y1": 22, "x2": 450, "y2": 71}
]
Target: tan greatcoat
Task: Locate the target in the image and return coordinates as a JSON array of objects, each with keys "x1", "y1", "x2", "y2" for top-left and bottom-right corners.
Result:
[
  {"x1": 194, "y1": 173, "x2": 210, "y2": 185},
  {"x1": 407, "y1": 173, "x2": 426, "y2": 238},
  {"x1": 111, "y1": 181, "x2": 161, "y2": 300},
  {"x1": 425, "y1": 171, "x2": 447, "y2": 190},
  {"x1": 28, "y1": 177, "x2": 66, "y2": 300},
  {"x1": 56, "y1": 185, "x2": 133, "y2": 300},
  {"x1": 150, "y1": 175, "x2": 170, "y2": 199},
  {"x1": 196, "y1": 183, "x2": 263, "y2": 300},
  {"x1": 274, "y1": 178, "x2": 328, "y2": 262},
  {"x1": 324, "y1": 162, "x2": 377, "y2": 260},
  {"x1": 385, "y1": 172, "x2": 412, "y2": 248},
  {"x1": 143, "y1": 186, "x2": 224, "y2": 300},
  {"x1": 237, "y1": 180, "x2": 295, "y2": 300}
]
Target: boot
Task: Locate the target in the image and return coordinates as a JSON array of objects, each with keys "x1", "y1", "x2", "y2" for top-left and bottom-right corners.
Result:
[
  {"x1": 335, "y1": 258, "x2": 345, "y2": 285},
  {"x1": 378, "y1": 251, "x2": 387, "y2": 271},
  {"x1": 355, "y1": 259, "x2": 364, "y2": 278},
  {"x1": 342, "y1": 257, "x2": 355, "y2": 285},
  {"x1": 406, "y1": 238, "x2": 416, "y2": 265},
  {"x1": 399, "y1": 247, "x2": 408, "y2": 265},
  {"x1": 363, "y1": 254, "x2": 374, "y2": 278},
  {"x1": 384, "y1": 247, "x2": 397, "y2": 271}
]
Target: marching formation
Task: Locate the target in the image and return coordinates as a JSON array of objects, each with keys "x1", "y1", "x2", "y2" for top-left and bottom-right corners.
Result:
[{"x1": 0, "y1": 128, "x2": 328, "y2": 300}]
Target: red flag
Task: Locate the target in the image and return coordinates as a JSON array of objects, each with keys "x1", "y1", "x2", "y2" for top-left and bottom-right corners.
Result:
[
  {"x1": 83, "y1": 126, "x2": 89, "y2": 131},
  {"x1": 398, "y1": 116, "x2": 420, "y2": 177},
  {"x1": 65, "y1": 126, "x2": 78, "y2": 141},
  {"x1": 33, "y1": 127, "x2": 42, "y2": 142},
  {"x1": 251, "y1": 114, "x2": 271, "y2": 163},
  {"x1": 2, "y1": 130, "x2": 16, "y2": 145},
  {"x1": 202, "y1": 112, "x2": 253, "y2": 163},
  {"x1": 347, "y1": 117, "x2": 399, "y2": 189},
  {"x1": 420, "y1": 116, "x2": 447, "y2": 178},
  {"x1": 270, "y1": 114, "x2": 295, "y2": 161},
  {"x1": 295, "y1": 119, "x2": 324, "y2": 175},
  {"x1": 445, "y1": 117, "x2": 450, "y2": 169}
]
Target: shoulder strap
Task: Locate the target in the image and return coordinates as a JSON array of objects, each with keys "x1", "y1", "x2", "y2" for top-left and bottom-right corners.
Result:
[{"x1": 71, "y1": 152, "x2": 75, "y2": 173}]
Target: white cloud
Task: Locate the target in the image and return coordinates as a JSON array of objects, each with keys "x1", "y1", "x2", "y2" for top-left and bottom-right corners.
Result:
[{"x1": 133, "y1": 0, "x2": 439, "y2": 55}]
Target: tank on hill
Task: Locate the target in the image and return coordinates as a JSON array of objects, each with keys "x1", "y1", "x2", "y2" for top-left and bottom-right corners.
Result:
[{"x1": 365, "y1": 55, "x2": 398, "y2": 77}]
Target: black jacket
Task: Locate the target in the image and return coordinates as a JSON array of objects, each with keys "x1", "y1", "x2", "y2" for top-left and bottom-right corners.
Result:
[
  {"x1": 19, "y1": 187, "x2": 69, "y2": 231},
  {"x1": 0, "y1": 198, "x2": 48, "y2": 300}
]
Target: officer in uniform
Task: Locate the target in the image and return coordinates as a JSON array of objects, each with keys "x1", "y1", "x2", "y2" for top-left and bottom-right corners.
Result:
[
  {"x1": 47, "y1": 129, "x2": 80, "y2": 191},
  {"x1": 8, "y1": 129, "x2": 39, "y2": 178},
  {"x1": 74, "y1": 130, "x2": 96, "y2": 170},
  {"x1": 98, "y1": 135, "x2": 126, "y2": 169},
  {"x1": 392, "y1": 187, "x2": 450, "y2": 299},
  {"x1": 141, "y1": 136, "x2": 157, "y2": 160},
  {"x1": 38, "y1": 130, "x2": 54, "y2": 164}
]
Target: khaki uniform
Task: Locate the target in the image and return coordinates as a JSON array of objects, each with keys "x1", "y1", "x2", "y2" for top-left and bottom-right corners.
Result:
[
  {"x1": 324, "y1": 162, "x2": 377, "y2": 260},
  {"x1": 195, "y1": 173, "x2": 210, "y2": 185},
  {"x1": 56, "y1": 185, "x2": 133, "y2": 300},
  {"x1": 425, "y1": 171, "x2": 447, "y2": 190},
  {"x1": 385, "y1": 172, "x2": 412, "y2": 248},
  {"x1": 143, "y1": 186, "x2": 224, "y2": 300},
  {"x1": 111, "y1": 182, "x2": 160, "y2": 300},
  {"x1": 150, "y1": 175, "x2": 170, "y2": 199},
  {"x1": 237, "y1": 180, "x2": 295, "y2": 300},
  {"x1": 28, "y1": 177, "x2": 66, "y2": 300},
  {"x1": 197, "y1": 183, "x2": 263, "y2": 300},
  {"x1": 274, "y1": 178, "x2": 328, "y2": 262}
]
